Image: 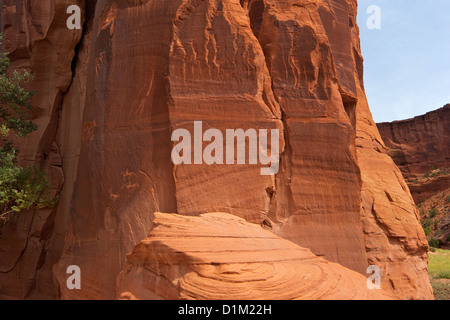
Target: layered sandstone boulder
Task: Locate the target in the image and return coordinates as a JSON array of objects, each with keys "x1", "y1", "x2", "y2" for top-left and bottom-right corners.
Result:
[
  {"x1": 0, "y1": 0, "x2": 433, "y2": 300},
  {"x1": 116, "y1": 212, "x2": 393, "y2": 300}
]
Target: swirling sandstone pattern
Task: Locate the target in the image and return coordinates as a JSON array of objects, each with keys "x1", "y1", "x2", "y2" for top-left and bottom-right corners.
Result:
[
  {"x1": 116, "y1": 212, "x2": 393, "y2": 300},
  {"x1": 0, "y1": 0, "x2": 433, "y2": 299}
]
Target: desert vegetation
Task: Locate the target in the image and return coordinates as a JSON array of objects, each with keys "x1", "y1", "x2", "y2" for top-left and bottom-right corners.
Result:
[{"x1": 0, "y1": 34, "x2": 55, "y2": 226}]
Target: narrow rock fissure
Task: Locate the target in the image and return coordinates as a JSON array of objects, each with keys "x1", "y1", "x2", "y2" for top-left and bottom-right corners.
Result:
[
  {"x1": 0, "y1": 3, "x2": 89, "y2": 299},
  {"x1": 241, "y1": 0, "x2": 293, "y2": 224},
  {"x1": 21, "y1": 1, "x2": 93, "y2": 299}
]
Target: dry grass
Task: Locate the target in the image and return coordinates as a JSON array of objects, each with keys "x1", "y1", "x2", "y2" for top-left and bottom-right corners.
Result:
[{"x1": 429, "y1": 248, "x2": 450, "y2": 300}]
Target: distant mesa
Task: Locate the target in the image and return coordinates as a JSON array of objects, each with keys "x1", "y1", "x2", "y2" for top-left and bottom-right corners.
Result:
[
  {"x1": 377, "y1": 105, "x2": 450, "y2": 248},
  {"x1": 377, "y1": 104, "x2": 450, "y2": 204}
]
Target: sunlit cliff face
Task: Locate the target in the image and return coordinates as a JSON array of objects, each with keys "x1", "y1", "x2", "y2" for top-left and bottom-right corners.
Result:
[{"x1": 0, "y1": 0, "x2": 433, "y2": 300}]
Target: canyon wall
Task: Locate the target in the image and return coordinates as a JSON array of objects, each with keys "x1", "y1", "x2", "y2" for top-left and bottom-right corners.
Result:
[
  {"x1": 377, "y1": 105, "x2": 450, "y2": 204},
  {"x1": 0, "y1": 0, "x2": 433, "y2": 300}
]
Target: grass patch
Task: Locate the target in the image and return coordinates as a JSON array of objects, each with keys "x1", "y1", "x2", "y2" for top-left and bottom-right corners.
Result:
[
  {"x1": 429, "y1": 248, "x2": 450, "y2": 277},
  {"x1": 430, "y1": 278, "x2": 450, "y2": 300},
  {"x1": 436, "y1": 271, "x2": 450, "y2": 279},
  {"x1": 429, "y1": 248, "x2": 450, "y2": 300}
]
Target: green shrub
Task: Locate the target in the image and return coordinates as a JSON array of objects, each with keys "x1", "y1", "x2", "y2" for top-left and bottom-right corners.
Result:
[
  {"x1": 428, "y1": 238, "x2": 440, "y2": 249},
  {"x1": 437, "y1": 271, "x2": 450, "y2": 279},
  {"x1": 429, "y1": 208, "x2": 438, "y2": 218},
  {"x1": 424, "y1": 171, "x2": 430, "y2": 178},
  {"x1": 433, "y1": 170, "x2": 442, "y2": 178},
  {"x1": 0, "y1": 33, "x2": 55, "y2": 226},
  {"x1": 447, "y1": 195, "x2": 450, "y2": 203},
  {"x1": 423, "y1": 219, "x2": 433, "y2": 227},
  {"x1": 0, "y1": 149, "x2": 55, "y2": 224},
  {"x1": 434, "y1": 219, "x2": 439, "y2": 229},
  {"x1": 424, "y1": 226, "x2": 432, "y2": 236}
]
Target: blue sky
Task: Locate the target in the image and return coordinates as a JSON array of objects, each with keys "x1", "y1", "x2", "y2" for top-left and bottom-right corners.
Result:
[{"x1": 357, "y1": 0, "x2": 450, "y2": 123}]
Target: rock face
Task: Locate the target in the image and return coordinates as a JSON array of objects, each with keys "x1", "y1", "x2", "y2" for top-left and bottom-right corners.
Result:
[
  {"x1": 377, "y1": 105, "x2": 450, "y2": 204},
  {"x1": 117, "y1": 212, "x2": 393, "y2": 300},
  {"x1": 417, "y1": 188, "x2": 450, "y2": 246},
  {"x1": 0, "y1": 0, "x2": 433, "y2": 300}
]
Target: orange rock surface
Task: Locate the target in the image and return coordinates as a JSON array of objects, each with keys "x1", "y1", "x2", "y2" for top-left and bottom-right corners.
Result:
[
  {"x1": 117, "y1": 212, "x2": 393, "y2": 300},
  {"x1": 0, "y1": 0, "x2": 433, "y2": 300},
  {"x1": 377, "y1": 105, "x2": 450, "y2": 204}
]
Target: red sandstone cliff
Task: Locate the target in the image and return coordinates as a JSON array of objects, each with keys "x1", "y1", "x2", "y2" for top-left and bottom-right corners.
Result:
[
  {"x1": 377, "y1": 105, "x2": 450, "y2": 204},
  {"x1": 0, "y1": 0, "x2": 433, "y2": 300}
]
